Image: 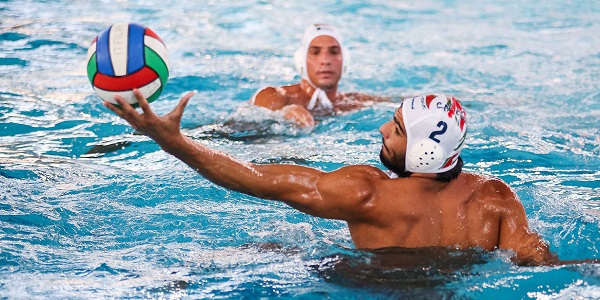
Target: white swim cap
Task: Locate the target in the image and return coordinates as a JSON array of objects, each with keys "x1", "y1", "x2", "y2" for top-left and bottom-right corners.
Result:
[
  {"x1": 294, "y1": 24, "x2": 348, "y2": 79},
  {"x1": 402, "y1": 95, "x2": 467, "y2": 173}
]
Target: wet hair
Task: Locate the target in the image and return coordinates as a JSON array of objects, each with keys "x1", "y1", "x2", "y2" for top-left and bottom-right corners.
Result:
[
  {"x1": 435, "y1": 157, "x2": 463, "y2": 182},
  {"x1": 397, "y1": 157, "x2": 463, "y2": 182}
]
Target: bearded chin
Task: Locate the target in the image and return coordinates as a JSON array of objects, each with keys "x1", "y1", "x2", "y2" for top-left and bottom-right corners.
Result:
[{"x1": 379, "y1": 150, "x2": 412, "y2": 178}]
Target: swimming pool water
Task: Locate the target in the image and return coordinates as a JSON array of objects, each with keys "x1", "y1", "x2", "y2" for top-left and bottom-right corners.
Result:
[{"x1": 1, "y1": 0, "x2": 599, "y2": 298}]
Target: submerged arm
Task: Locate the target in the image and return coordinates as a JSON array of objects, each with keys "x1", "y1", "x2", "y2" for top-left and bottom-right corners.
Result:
[{"x1": 491, "y1": 181, "x2": 558, "y2": 265}]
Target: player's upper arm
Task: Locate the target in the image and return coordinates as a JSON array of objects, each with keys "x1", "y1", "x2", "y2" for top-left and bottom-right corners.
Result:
[{"x1": 292, "y1": 165, "x2": 388, "y2": 220}]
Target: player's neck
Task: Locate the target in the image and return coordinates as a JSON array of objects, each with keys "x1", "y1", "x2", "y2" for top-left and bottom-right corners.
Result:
[{"x1": 408, "y1": 173, "x2": 449, "y2": 191}]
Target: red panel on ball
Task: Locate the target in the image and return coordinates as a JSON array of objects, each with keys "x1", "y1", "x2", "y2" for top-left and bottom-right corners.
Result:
[
  {"x1": 144, "y1": 28, "x2": 164, "y2": 43},
  {"x1": 93, "y1": 66, "x2": 158, "y2": 91}
]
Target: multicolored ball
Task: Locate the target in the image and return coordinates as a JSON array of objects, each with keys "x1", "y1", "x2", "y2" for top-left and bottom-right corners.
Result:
[{"x1": 86, "y1": 22, "x2": 170, "y2": 106}]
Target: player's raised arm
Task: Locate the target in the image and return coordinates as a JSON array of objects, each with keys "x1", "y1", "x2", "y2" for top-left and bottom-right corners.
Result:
[{"x1": 105, "y1": 89, "x2": 384, "y2": 221}]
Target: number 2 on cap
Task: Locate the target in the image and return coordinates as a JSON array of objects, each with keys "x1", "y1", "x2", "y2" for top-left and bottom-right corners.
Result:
[{"x1": 429, "y1": 121, "x2": 447, "y2": 143}]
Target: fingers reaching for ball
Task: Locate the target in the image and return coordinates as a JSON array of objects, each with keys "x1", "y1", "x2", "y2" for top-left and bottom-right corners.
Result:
[
  {"x1": 132, "y1": 88, "x2": 155, "y2": 117},
  {"x1": 103, "y1": 90, "x2": 195, "y2": 136},
  {"x1": 104, "y1": 93, "x2": 142, "y2": 131},
  {"x1": 103, "y1": 94, "x2": 133, "y2": 116},
  {"x1": 171, "y1": 92, "x2": 195, "y2": 119},
  {"x1": 103, "y1": 99, "x2": 124, "y2": 116}
]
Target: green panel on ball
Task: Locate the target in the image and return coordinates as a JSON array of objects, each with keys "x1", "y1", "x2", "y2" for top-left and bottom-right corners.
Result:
[
  {"x1": 147, "y1": 87, "x2": 162, "y2": 103},
  {"x1": 144, "y1": 46, "x2": 169, "y2": 86},
  {"x1": 86, "y1": 53, "x2": 97, "y2": 84}
]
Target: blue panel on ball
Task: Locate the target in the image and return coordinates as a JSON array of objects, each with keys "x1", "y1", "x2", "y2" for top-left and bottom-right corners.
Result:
[
  {"x1": 127, "y1": 23, "x2": 146, "y2": 74},
  {"x1": 96, "y1": 25, "x2": 115, "y2": 76}
]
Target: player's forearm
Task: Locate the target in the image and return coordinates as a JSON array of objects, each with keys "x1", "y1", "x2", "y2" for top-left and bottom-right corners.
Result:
[
  {"x1": 159, "y1": 134, "x2": 264, "y2": 195},
  {"x1": 157, "y1": 132, "x2": 323, "y2": 208}
]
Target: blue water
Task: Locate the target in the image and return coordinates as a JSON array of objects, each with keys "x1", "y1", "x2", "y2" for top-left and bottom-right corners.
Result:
[{"x1": 1, "y1": 0, "x2": 599, "y2": 298}]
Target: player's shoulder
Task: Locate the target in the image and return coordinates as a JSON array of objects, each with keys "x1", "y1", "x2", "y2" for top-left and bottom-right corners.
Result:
[
  {"x1": 255, "y1": 86, "x2": 282, "y2": 99},
  {"x1": 321, "y1": 165, "x2": 390, "y2": 207},
  {"x1": 335, "y1": 165, "x2": 390, "y2": 181},
  {"x1": 253, "y1": 86, "x2": 291, "y2": 109},
  {"x1": 466, "y1": 173, "x2": 520, "y2": 206},
  {"x1": 257, "y1": 84, "x2": 301, "y2": 98}
]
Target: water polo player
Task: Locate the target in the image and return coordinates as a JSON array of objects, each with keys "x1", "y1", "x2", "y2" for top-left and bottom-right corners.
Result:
[
  {"x1": 250, "y1": 24, "x2": 389, "y2": 127},
  {"x1": 106, "y1": 90, "x2": 571, "y2": 266}
]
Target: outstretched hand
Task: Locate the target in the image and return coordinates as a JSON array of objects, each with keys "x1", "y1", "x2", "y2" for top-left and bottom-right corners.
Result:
[{"x1": 103, "y1": 89, "x2": 195, "y2": 147}]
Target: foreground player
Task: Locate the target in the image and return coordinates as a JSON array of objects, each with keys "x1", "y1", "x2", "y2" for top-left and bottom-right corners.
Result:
[{"x1": 106, "y1": 91, "x2": 561, "y2": 266}]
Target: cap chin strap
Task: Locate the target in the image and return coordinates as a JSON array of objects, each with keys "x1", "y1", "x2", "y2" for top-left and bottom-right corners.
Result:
[{"x1": 306, "y1": 86, "x2": 333, "y2": 110}]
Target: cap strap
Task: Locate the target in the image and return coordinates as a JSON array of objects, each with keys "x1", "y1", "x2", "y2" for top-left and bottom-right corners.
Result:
[{"x1": 307, "y1": 88, "x2": 333, "y2": 110}]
